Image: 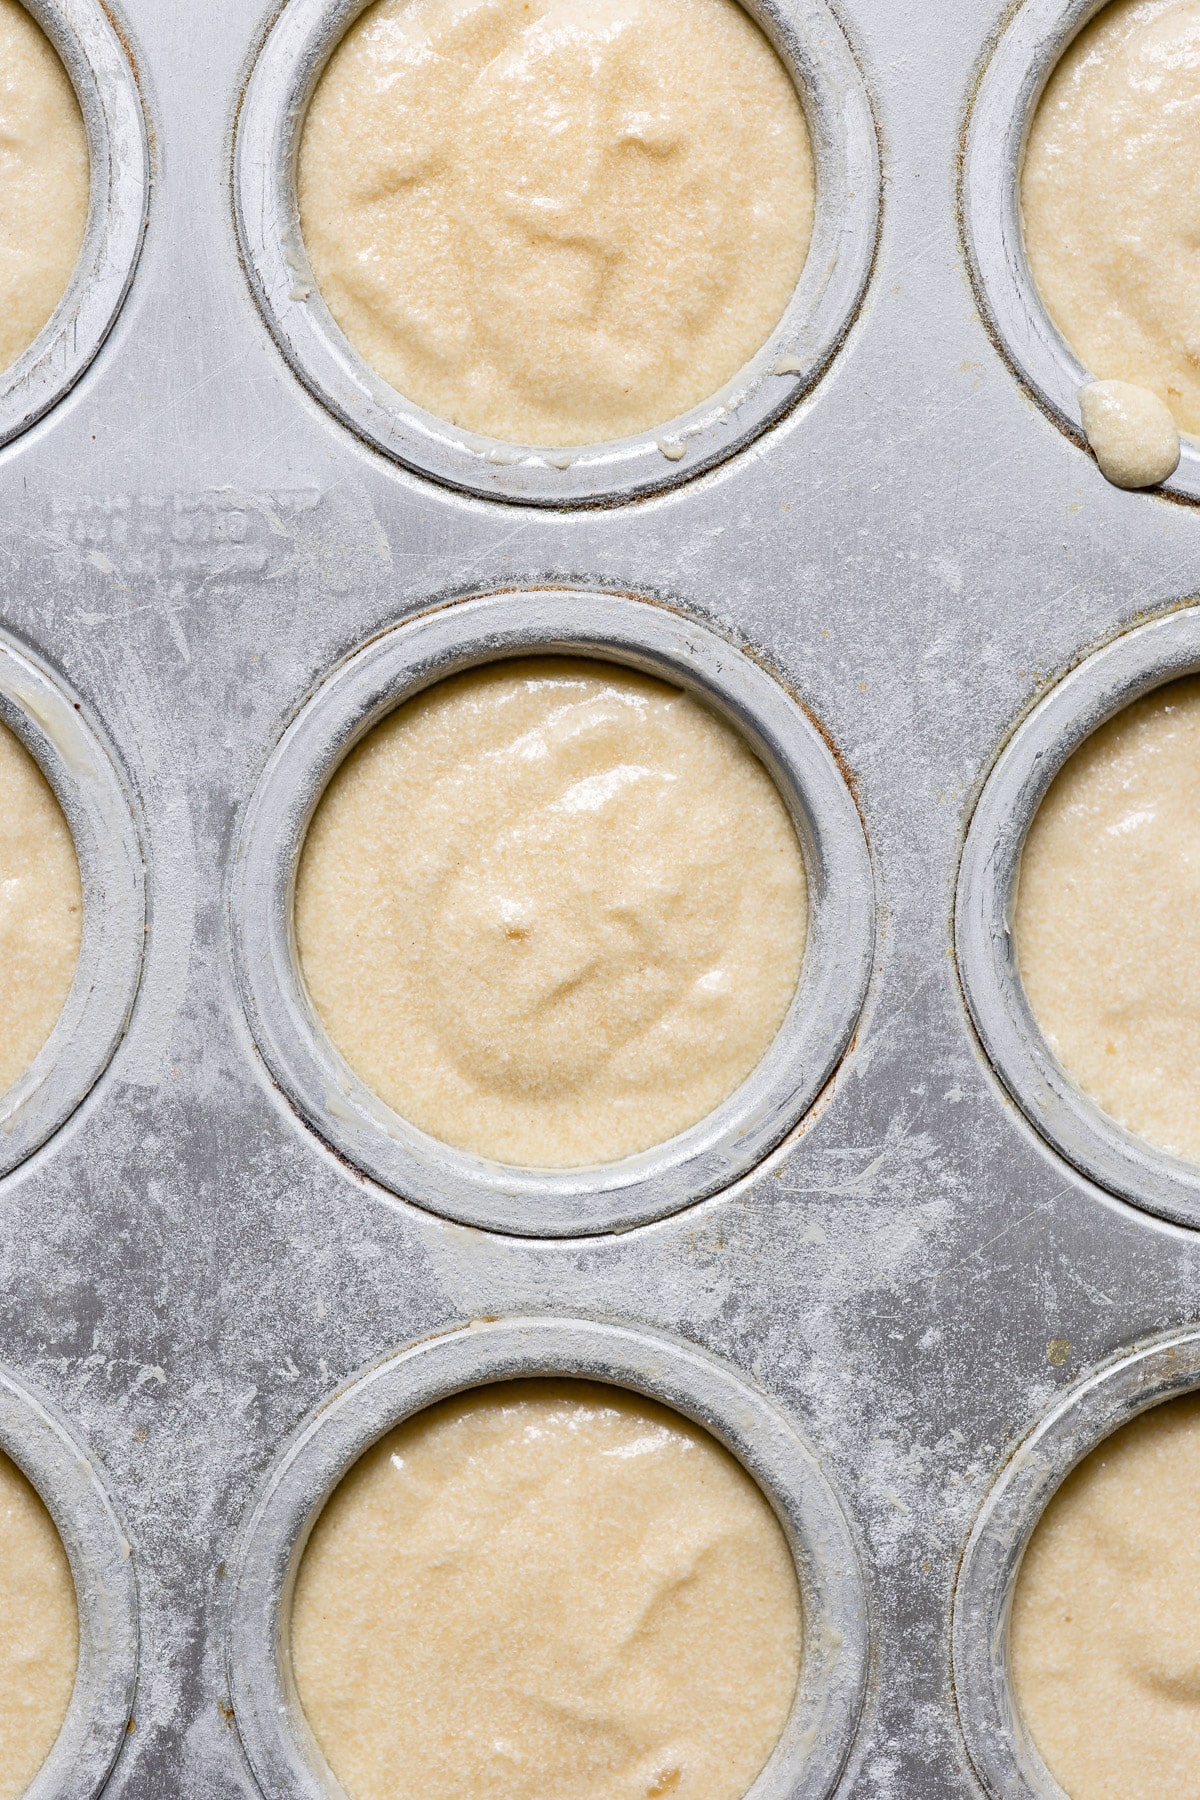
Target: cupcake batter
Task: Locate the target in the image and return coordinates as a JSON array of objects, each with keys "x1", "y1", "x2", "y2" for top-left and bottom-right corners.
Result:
[
  {"x1": 1015, "y1": 677, "x2": 1200, "y2": 1162},
  {"x1": 0, "y1": 1451, "x2": 77, "y2": 1800},
  {"x1": 0, "y1": 0, "x2": 89, "y2": 374},
  {"x1": 0, "y1": 720, "x2": 82, "y2": 1096},
  {"x1": 1078, "y1": 380, "x2": 1180, "y2": 490},
  {"x1": 291, "y1": 1381, "x2": 802, "y2": 1800},
  {"x1": 1022, "y1": 0, "x2": 1200, "y2": 464},
  {"x1": 295, "y1": 658, "x2": 807, "y2": 1168},
  {"x1": 1011, "y1": 1393, "x2": 1200, "y2": 1800},
  {"x1": 298, "y1": 0, "x2": 814, "y2": 446}
]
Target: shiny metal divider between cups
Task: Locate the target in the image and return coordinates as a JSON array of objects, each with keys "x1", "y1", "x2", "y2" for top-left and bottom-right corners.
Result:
[
  {"x1": 227, "y1": 1316, "x2": 870, "y2": 1800},
  {"x1": 229, "y1": 587, "x2": 875, "y2": 1237},
  {"x1": 232, "y1": 0, "x2": 880, "y2": 507},
  {"x1": 961, "y1": 0, "x2": 1200, "y2": 501},
  {"x1": 0, "y1": 631, "x2": 145, "y2": 1179},
  {"x1": 952, "y1": 1326, "x2": 1200, "y2": 1800},
  {"x1": 956, "y1": 604, "x2": 1200, "y2": 1228},
  {"x1": 0, "y1": 0, "x2": 148, "y2": 448},
  {"x1": 0, "y1": 1365, "x2": 139, "y2": 1800}
]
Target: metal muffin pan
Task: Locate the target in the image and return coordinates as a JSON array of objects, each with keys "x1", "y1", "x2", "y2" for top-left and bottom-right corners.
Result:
[
  {"x1": 0, "y1": 0, "x2": 147, "y2": 450},
  {"x1": 228, "y1": 1317, "x2": 869, "y2": 1800},
  {"x1": 958, "y1": 605, "x2": 1200, "y2": 1230},
  {"x1": 961, "y1": 0, "x2": 1200, "y2": 501},
  {"x1": 4, "y1": 0, "x2": 1200, "y2": 1792},
  {"x1": 0, "y1": 631, "x2": 143, "y2": 1180},
  {"x1": 233, "y1": 0, "x2": 880, "y2": 506},
  {"x1": 231, "y1": 587, "x2": 874, "y2": 1236},
  {"x1": 0, "y1": 1364, "x2": 138, "y2": 1800},
  {"x1": 953, "y1": 1326, "x2": 1200, "y2": 1800}
]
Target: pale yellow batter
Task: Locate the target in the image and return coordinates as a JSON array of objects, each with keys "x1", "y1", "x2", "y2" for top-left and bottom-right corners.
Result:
[
  {"x1": 291, "y1": 1380, "x2": 802, "y2": 1800},
  {"x1": 1022, "y1": 0, "x2": 1200, "y2": 472},
  {"x1": 1078, "y1": 379, "x2": 1181, "y2": 490},
  {"x1": 1011, "y1": 1393, "x2": 1200, "y2": 1800},
  {"x1": 298, "y1": 0, "x2": 815, "y2": 446},
  {"x1": 0, "y1": 1451, "x2": 78, "y2": 1800},
  {"x1": 295, "y1": 658, "x2": 807, "y2": 1168},
  {"x1": 0, "y1": 0, "x2": 89, "y2": 375},
  {"x1": 1015, "y1": 677, "x2": 1200, "y2": 1162},
  {"x1": 0, "y1": 720, "x2": 82, "y2": 1097}
]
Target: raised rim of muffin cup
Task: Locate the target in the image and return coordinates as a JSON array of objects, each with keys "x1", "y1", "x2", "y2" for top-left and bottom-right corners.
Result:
[
  {"x1": 955, "y1": 606, "x2": 1200, "y2": 1229},
  {"x1": 0, "y1": 1364, "x2": 139, "y2": 1800},
  {"x1": 952, "y1": 1324, "x2": 1200, "y2": 1800},
  {"x1": 227, "y1": 1316, "x2": 871, "y2": 1800},
  {"x1": 0, "y1": 0, "x2": 148, "y2": 448},
  {"x1": 961, "y1": 0, "x2": 1200, "y2": 501},
  {"x1": 0, "y1": 631, "x2": 145, "y2": 1180},
  {"x1": 229, "y1": 588, "x2": 875, "y2": 1237},
  {"x1": 232, "y1": 0, "x2": 880, "y2": 507}
]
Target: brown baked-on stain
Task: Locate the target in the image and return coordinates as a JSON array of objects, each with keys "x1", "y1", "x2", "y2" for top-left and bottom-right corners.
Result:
[{"x1": 648, "y1": 1768, "x2": 684, "y2": 1796}]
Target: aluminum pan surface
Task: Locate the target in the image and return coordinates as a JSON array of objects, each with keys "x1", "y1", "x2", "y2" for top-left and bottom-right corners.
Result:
[
  {"x1": 230, "y1": 589, "x2": 873, "y2": 1236},
  {"x1": 228, "y1": 1320, "x2": 868, "y2": 1800},
  {"x1": 5, "y1": 0, "x2": 1200, "y2": 1794},
  {"x1": 234, "y1": 0, "x2": 879, "y2": 505}
]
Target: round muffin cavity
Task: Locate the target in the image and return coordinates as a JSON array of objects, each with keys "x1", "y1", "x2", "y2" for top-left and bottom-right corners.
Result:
[
  {"x1": 0, "y1": 719, "x2": 82, "y2": 1096},
  {"x1": 1022, "y1": 0, "x2": 1200, "y2": 438},
  {"x1": 1015, "y1": 676, "x2": 1200, "y2": 1163},
  {"x1": 0, "y1": 1450, "x2": 78, "y2": 1800},
  {"x1": 1011, "y1": 1392, "x2": 1200, "y2": 1800},
  {"x1": 0, "y1": 0, "x2": 89, "y2": 374},
  {"x1": 291, "y1": 1379, "x2": 802, "y2": 1800},
  {"x1": 294, "y1": 657, "x2": 808, "y2": 1168},
  {"x1": 298, "y1": 0, "x2": 814, "y2": 446}
]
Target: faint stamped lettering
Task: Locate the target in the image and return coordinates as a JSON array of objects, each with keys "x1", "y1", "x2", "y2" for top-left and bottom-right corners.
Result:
[{"x1": 50, "y1": 488, "x2": 322, "y2": 583}]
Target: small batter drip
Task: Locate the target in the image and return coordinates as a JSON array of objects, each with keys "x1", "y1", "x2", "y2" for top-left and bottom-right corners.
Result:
[{"x1": 1078, "y1": 380, "x2": 1180, "y2": 490}]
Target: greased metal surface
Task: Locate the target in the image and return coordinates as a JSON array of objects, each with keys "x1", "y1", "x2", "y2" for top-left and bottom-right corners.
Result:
[{"x1": 6, "y1": 0, "x2": 1200, "y2": 1796}]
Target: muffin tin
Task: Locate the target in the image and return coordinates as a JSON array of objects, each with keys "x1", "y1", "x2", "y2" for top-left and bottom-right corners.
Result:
[
  {"x1": 962, "y1": 0, "x2": 1200, "y2": 502},
  {"x1": 952, "y1": 1325, "x2": 1200, "y2": 1800},
  {"x1": 0, "y1": 633, "x2": 143, "y2": 1180},
  {"x1": 229, "y1": 1318, "x2": 869, "y2": 1800},
  {"x1": 233, "y1": 0, "x2": 879, "y2": 505},
  {"x1": 958, "y1": 606, "x2": 1200, "y2": 1230},
  {"x1": 5, "y1": 0, "x2": 1200, "y2": 1794},
  {"x1": 0, "y1": 1366, "x2": 136, "y2": 1800},
  {"x1": 0, "y1": 0, "x2": 146, "y2": 447},
  {"x1": 231, "y1": 589, "x2": 873, "y2": 1236}
]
